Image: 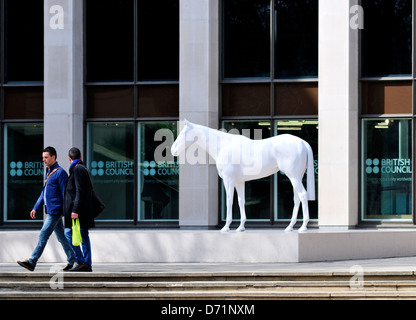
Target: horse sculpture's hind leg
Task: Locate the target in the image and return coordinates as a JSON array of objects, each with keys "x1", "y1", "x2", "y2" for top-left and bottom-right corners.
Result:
[
  {"x1": 298, "y1": 188, "x2": 310, "y2": 232},
  {"x1": 285, "y1": 192, "x2": 300, "y2": 232},
  {"x1": 285, "y1": 177, "x2": 310, "y2": 232},
  {"x1": 221, "y1": 177, "x2": 234, "y2": 232},
  {"x1": 235, "y1": 182, "x2": 246, "y2": 232}
]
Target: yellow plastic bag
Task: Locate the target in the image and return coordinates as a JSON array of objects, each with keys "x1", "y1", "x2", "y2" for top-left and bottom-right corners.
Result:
[{"x1": 72, "y1": 218, "x2": 82, "y2": 246}]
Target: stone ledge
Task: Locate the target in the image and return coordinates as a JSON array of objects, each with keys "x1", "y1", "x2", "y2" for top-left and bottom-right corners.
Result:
[{"x1": 2, "y1": 229, "x2": 416, "y2": 263}]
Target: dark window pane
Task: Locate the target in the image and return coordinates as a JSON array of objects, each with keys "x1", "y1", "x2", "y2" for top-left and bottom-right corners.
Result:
[
  {"x1": 274, "y1": 82, "x2": 318, "y2": 115},
  {"x1": 86, "y1": 0, "x2": 134, "y2": 82},
  {"x1": 274, "y1": 0, "x2": 318, "y2": 78},
  {"x1": 137, "y1": 0, "x2": 179, "y2": 81},
  {"x1": 222, "y1": 83, "x2": 270, "y2": 116},
  {"x1": 138, "y1": 85, "x2": 179, "y2": 117},
  {"x1": 87, "y1": 122, "x2": 135, "y2": 221},
  {"x1": 5, "y1": 0, "x2": 43, "y2": 82},
  {"x1": 4, "y1": 123, "x2": 44, "y2": 221},
  {"x1": 362, "y1": 119, "x2": 412, "y2": 219},
  {"x1": 276, "y1": 120, "x2": 318, "y2": 220},
  {"x1": 223, "y1": 0, "x2": 270, "y2": 79},
  {"x1": 87, "y1": 86, "x2": 134, "y2": 118},
  {"x1": 361, "y1": 81, "x2": 412, "y2": 114},
  {"x1": 361, "y1": 0, "x2": 412, "y2": 77},
  {"x1": 139, "y1": 122, "x2": 178, "y2": 220},
  {"x1": 221, "y1": 121, "x2": 271, "y2": 220},
  {"x1": 4, "y1": 87, "x2": 43, "y2": 119}
]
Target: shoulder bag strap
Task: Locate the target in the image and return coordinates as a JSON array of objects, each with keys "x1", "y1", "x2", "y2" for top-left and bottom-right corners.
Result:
[{"x1": 44, "y1": 167, "x2": 60, "y2": 184}]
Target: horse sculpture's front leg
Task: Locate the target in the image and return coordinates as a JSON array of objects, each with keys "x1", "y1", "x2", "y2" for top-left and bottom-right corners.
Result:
[
  {"x1": 221, "y1": 178, "x2": 234, "y2": 232},
  {"x1": 235, "y1": 182, "x2": 246, "y2": 232}
]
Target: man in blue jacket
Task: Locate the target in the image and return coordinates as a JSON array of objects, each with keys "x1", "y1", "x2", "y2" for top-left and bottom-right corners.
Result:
[{"x1": 17, "y1": 146, "x2": 75, "y2": 271}]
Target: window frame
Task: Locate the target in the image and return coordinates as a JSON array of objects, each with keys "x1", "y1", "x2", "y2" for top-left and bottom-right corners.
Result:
[
  {"x1": 0, "y1": 0, "x2": 44, "y2": 228},
  {"x1": 83, "y1": 0, "x2": 180, "y2": 228},
  {"x1": 220, "y1": 0, "x2": 319, "y2": 228},
  {"x1": 358, "y1": 0, "x2": 416, "y2": 226}
]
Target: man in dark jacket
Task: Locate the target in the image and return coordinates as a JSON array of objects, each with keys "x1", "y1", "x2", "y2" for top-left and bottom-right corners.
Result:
[
  {"x1": 64, "y1": 147, "x2": 95, "y2": 272},
  {"x1": 17, "y1": 146, "x2": 75, "y2": 271}
]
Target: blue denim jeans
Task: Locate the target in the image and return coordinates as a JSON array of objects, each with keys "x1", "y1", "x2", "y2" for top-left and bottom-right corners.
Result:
[
  {"x1": 64, "y1": 227, "x2": 92, "y2": 267},
  {"x1": 29, "y1": 214, "x2": 76, "y2": 267}
]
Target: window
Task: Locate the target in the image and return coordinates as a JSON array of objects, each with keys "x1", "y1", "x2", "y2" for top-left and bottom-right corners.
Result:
[
  {"x1": 0, "y1": 1, "x2": 44, "y2": 225},
  {"x1": 3, "y1": 123, "x2": 44, "y2": 221},
  {"x1": 221, "y1": 121, "x2": 272, "y2": 221},
  {"x1": 222, "y1": 83, "x2": 270, "y2": 117},
  {"x1": 4, "y1": 87, "x2": 44, "y2": 120},
  {"x1": 274, "y1": 83, "x2": 318, "y2": 115},
  {"x1": 361, "y1": 81, "x2": 412, "y2": 115},
  {"x1": 362, "y1": 119, "x2": 412, "y2": 220},
  {"x1": 86, "y1": 0, "x2": 135, "y2": 82},
  {"x1": 86, "y1": 86, "x2": 135, "y2": 119},
  {"x1": 221, "y1": 0, "x2": 318, "y2": 226},
  {"x1": 86, "y1": 121, "x2": 180, "y2": 223},
  {"x1": 274, "y1": 0, "x2": 318, "y2": 78},
  {"x1": 85, "y1": 1, "x2": 179, "y2": 226},
  {"x1": 86, "y1": 0, "x2": 179, "y2": 82},
  {"x1": 361, "y1": 0, "x2": 412, "y2": 77},
  {"x1": 275, "y1": 120, "x2": 318, "y2": 220},
  {"x1": 139, "y1": 122, "x2": 178, "y2": 220},
  {"x1": 222, "y1": 0, "x2": 318, "y2": 79},
  {"x1": 137, "y1": 1, "x2": 179, "y2": 81},
  {"x1": 86, "y1": 122, "x2": 135, "y2": 221},
  {"x1": 220, "y1": 120, "x2": 318, "y2": 223},
  {"x1": 360, "y1": 0, "x2": 415, "y2": 223},
  {"x1": 222, "y1": 0, "x2": 270, "y2": 79},
  {"x1": 138, "y1": 85, "x2": 179, "y2": 118},
  {"x1": 5, "y1": 0, "x2": 44, "y2": 83}
]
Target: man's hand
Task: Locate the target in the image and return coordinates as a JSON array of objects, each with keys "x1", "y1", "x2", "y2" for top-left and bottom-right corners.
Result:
[
  {"x1": 30, "y1": 210, "x2": 36, "y2": 219},
  {"x1": 71, "y1": 212, "x2": 79, "y2": 219}
]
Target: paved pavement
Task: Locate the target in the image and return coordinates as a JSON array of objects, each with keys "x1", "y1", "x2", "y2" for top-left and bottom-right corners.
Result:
[{"x1": 2, "y1": 256, "x2": 416, "y2": 274}]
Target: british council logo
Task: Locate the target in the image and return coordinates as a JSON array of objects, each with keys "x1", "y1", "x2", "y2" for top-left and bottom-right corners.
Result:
[
  {"x1": 365, "y1": 158, "x2": 379, "y2": 174},
  {"x1": 143, "y1": 161, "x2": 156, "y2": 176},
  {"x1": 90, "y1": 161, "x2": 105, "y2": 176},
  {"x1": 9, "y1": 161, "x2": 23, "y2": 177}
]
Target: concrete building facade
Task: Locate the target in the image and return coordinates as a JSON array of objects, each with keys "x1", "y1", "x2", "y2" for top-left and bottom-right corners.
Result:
[{"x1": 1, "y1": 0, "x2": 416, "y2": 263}]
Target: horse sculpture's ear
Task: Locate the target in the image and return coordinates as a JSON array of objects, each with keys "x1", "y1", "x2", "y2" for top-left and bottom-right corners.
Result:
[{"x1": 184, "y1": 119, "x2": 192, "y2": 127}]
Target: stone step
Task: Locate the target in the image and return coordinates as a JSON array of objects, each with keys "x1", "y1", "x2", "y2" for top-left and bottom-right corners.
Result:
[
  {"x1": 2, "y1": 271, "x2": 416, "y2": 299},
  {"x1": 2, "y1": 280, "x2": 416, "y2": 292},
  {"x1": 2, "y1": 289, "x2": 416, "y2": 300},
  {"x1": 1, "y1": 271, "x2": 416, "y2": 282}
]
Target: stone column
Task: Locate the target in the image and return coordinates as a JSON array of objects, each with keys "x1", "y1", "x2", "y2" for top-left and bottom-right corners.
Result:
[
  {"x1": 44, "y1": 0, "x2": 83, "y2": 172},
  {"x1": 179, "y1": 0, "x2": 219, "y2": 229},
  {"x1": 318, "y1": 0, "x2": 360, "y2": 228}
]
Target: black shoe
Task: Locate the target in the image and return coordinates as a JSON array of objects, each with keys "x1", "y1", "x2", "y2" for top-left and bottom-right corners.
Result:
[
  {"x1": 69, "y1": 262, "x2": 92, "y2": 272},
  {"x1": 82, "y1": 265, "x2": 92, "y2": 272},
  {"x1": 62, "y1": 263, "x2": 74, "y2": 271},
  {"x1": 17, "y1": 260, "x2": 35, "y2": 272}
]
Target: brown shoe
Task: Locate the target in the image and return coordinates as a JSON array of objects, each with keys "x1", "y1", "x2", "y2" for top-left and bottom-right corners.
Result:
[{"x1": 17, "y1": 260, "x2": 35, "y2": 272}]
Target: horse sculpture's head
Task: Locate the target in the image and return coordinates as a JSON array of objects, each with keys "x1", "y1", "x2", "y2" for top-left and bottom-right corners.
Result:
[{"x1": 171, "y1": 119, "x2": 194, "y2": 157}]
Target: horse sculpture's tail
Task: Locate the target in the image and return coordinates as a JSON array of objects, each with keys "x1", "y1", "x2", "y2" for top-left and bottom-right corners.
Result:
[{"x1": 304, "y1": 141, "x2": 316, "y2": 201}]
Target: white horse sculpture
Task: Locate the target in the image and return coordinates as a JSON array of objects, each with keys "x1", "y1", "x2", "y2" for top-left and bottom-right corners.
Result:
[{"x1": 171, "y1": 120, "x2": 315, "y2": 232}]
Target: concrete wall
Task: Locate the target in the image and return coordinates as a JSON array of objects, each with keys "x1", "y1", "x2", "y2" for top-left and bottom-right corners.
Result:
[
  {"x1": 3, "y1": 229, "x2": 416, "y2": 263},
  {"x1": 41, "y1": 0, "x2": 363, "y2": 230},
  {"x1": 8, "y1": 0, "x2": 411, "y2": 265},
  {"x1": 179, "y1": 0, "x2": 219, "y2": 229},
  {"x1": 44, "y1": 0, "x2": 84, "y2": 171},
  {"x1": 318, "y1": 0, "x2": 359, "y2": 228}
]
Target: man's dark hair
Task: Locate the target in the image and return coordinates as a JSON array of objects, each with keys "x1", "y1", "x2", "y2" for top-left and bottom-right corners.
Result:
[
  {"x1": 68, "y1": 147, "x2": 82, "y2": 160},
  {"x1": 43, "y1": 146, "x2": 57, "y2": 159}
]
